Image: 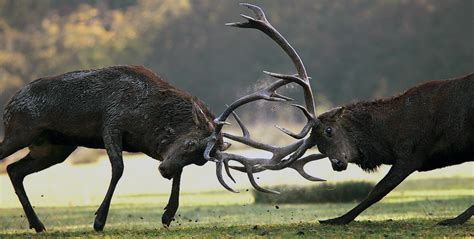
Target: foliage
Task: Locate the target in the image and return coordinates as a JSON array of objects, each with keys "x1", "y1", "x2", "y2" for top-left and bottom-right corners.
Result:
[
  {"x1": 253, "y1": 181, "x2": 374, "y2": 204},
  {"x1": 0, "y1": 0, "x2": 472, "y2": 135}
]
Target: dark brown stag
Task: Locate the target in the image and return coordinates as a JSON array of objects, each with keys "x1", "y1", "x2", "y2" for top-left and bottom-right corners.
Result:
[
  {"x1": 314, "y1": 72, "x2": 473, "y2": 226},
  {"x1": 0, "y1": 65, "x2": 227, "y2": 232},
  {"x1": 207, "y1": 3, "x2": 473, "y2": 226}
]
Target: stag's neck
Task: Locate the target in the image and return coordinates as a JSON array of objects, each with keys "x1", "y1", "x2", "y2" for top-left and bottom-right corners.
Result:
[{"x1": 343, "y1": 99, "x2": 407, "y2": 169}]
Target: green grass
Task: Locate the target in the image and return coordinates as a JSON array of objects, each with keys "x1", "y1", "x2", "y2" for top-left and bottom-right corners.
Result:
[{"x1": 1, "y1": 177, "x2": 473, "y2": 238}]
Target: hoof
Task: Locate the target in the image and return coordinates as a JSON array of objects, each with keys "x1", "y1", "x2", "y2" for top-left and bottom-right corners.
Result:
[
  {"x1": 30, "y1": 222, "x2": 46, "y2": 233},
  {"x1": 161, "y1": 212, "x2": 174, "y2": 227},
  {"x1": 93, "y1": 218, "x2": 105, "y2": 232},
  {"x1": 437, "y1": 218, "x2": 466, "y2": 226},
  {"x1": 319, "y1": 217, "x2": 352, "y2": 225}
]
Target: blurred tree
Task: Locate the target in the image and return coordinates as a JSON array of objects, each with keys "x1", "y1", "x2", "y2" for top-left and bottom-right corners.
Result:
[{"x1": 0, "y1": 0, "x2": 472, "y2": 136}]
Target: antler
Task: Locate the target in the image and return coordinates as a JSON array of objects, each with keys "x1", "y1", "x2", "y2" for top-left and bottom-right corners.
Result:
[
  {"x1": 214, "y1": 112, "x2": 325, "y2": 194},
  {"x1": 204, "y1": 3, "x2": 323, "y2": 193}
]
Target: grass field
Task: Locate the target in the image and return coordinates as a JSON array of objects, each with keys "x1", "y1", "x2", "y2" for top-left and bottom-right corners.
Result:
[{"x1": 1, "y1": 177, "x2": 473, "y2": 238}]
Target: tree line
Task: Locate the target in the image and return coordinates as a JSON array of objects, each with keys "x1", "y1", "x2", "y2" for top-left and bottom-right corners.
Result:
[{"x1": 0, "y1": 0, "x2": 472, "y2": 134}]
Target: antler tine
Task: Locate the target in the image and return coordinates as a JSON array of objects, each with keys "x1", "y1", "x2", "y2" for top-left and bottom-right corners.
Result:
[
  {"x1": 274, "y1": 123, "x2": 312, "y2": 139},
  {"x1": 241, "y1": 3, "x2": 267, "y2": 22},
  {"x1": 223, "y1": 158, "x2": 236, "y2": 183},
  {"x1": 262, "y1": 137, "x2": 314, "y2": 171},
  {"x1": 204, "y1": 137, "x2": 217, "y2": 161},
  {"x1": 215, "y1": 80, "x2": 290, "y2": 125},
  {"x1": 229, "y1": 164, "x2": 265, "y2": 173},
  {"x1": 231, "y1": 111, "x2": 250, "y2": 138},
  {"x1": 216, "y1": 159, "x2": 239, "y2": 193},
  {"x1": 274, "y1": 104, "x2": 316, "y2": 139},
  {"x1": 289, "y1": 154, "x2": 327, "y2": 181},
  {"x1": 220, "y1": 111, "x2": 249, "y2": 183},
  {"x1": 216, "y1": 152, "x2": 280, "y2": 194},
  {"x1": 226, "y1": 3, "x2": 316, "y2": 117},
  {"x1": 229, "y1": 153, "x2": 327, "y2": 181},
  {"x1": 247, "y1": 169, "x2": 280, "y2": 194},
  {"x1": 224, "y1": 133, "x2": 275, "y2": 152},
  {"x1": 263, "y1": 71, "x2": 307, "y2": 87},
  {"x1": 292, "y1": 104, "x2": 314, "y2": 120}
]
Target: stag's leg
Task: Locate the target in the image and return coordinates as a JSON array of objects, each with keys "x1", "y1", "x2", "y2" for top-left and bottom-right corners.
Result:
[
  {"x1": 437, "y1": 205, "x2": 473, "y2": 226},
  {"x1": 93, "y1": 129, "x2": 123, "y2": 232},
  {"x1": 7, "y1": 142, "x2": 76, "y2": 232},
  {"x1": 162, "y1": 169, "x2": 182, "y2": 227},
  {"x1": 0, "y1": 129, "x2": 40, "y2": 160},
  {"x1": 319, "y1": 163, "x2": 416, "y2": 225}
]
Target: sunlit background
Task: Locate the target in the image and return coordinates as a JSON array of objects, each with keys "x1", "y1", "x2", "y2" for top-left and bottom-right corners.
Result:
[{"x1": 0, "y1": 0, "x2": 472, "y2": 236}]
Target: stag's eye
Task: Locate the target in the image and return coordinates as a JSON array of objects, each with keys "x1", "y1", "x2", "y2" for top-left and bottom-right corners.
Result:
[
  {"x1": 324, "y1": 126, "x2": 333, "y2": 137},
  {"x1": 185, "y1": 140, "x2": 196, "y2": 149}
]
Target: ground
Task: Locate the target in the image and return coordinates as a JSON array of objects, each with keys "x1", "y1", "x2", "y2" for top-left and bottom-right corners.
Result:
[{"x1": 0, "y1": 177, "x2": 472, "y2": 238}]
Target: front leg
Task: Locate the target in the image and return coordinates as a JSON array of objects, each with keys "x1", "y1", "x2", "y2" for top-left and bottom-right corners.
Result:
[
  {"x1": 94, "y1": 129, "x2": 124, "y2": 232},
  {"x1": 320, "y1": 162, "x2": 416, "y2": 225},
  {"x1": 437, "y1": 205, "x2": 473, "y2": 226},
  {"x1": 162, "y1": 169, "x2": 182, "y2": 227}
]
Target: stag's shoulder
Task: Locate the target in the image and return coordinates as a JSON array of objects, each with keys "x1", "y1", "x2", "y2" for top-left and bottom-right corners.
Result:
[
  {"x1": 118, "y1": 65, "x2": 169, "y2": 86},
  {"x1": 345, "y1": 72, "x2": 473, "y2": 112},
  {"x1": 120, "y1": 65, "x2": 216, "y2": 120},
  {"x1": 405, "y1": 73, "x2": 471, "y2": 93},
  {"x1": 119, "y1": 66, "x2": 187, "y2": 93}
]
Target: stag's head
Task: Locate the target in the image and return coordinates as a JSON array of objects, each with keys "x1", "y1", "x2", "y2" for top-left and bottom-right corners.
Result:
[
  {"x1": 158, "y1": 101, "x2": 229, "y2": 179},
  {"x1": 203, "y1": 3, "x2": 327, "y2": 194},
  {"x1": 313, "y1": 107, "x2": 360, "y2": 171}
]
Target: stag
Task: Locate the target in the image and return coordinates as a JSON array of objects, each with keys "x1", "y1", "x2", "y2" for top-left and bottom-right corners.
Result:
[
  {"x1": 207, "y1": 3, "x2": 473, "y2": 226},
  {"x1": 314, "y1": 72, "x2": 473, "y2": 226},
  {"x1": 0, "y1": 65, "x2": 227, "y2": 232}
]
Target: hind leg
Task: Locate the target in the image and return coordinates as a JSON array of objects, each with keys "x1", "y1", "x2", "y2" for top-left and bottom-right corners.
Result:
[
  {"x1": 438, "y1": 205, "x2": 473, "y2": 226},
  {"x1": 0, "y1": 126, "x2": 41, "y2": 160},
  {"x1": 7, "y1": 141, "x2": 76, "y2": 232}
]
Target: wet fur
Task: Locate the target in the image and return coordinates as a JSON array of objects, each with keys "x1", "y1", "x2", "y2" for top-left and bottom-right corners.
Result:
[
  {"x1": 3, "y1": 65, "x2": 214, "y2": 155},
  {"x1": 0, "y1": 65, "x2": 216, "y2": 232}
]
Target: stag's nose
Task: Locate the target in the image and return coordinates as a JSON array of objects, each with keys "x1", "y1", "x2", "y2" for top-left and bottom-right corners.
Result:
[{"x1": 330, "y1": 158, "x2": 347, "y2": 171}]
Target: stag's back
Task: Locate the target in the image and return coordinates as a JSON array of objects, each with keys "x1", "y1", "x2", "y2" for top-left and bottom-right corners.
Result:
[
  {"x1": 384, "y1": 72, "x2": 474, "y2": 170},
  {"x1": 3, "y1": 65, "x2": 203, "y2": 142}
]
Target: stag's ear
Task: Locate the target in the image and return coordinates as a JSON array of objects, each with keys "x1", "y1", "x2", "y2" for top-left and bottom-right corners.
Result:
[
  {"x1": 328, "y1": 107, "x2": 345, "y2": 119},
  {"x1": 192, "y1": 101, "x2": 215, "y2": 131},
  {"x1": 192, "y1": 102, "x2": 206, "y2": 125}
]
